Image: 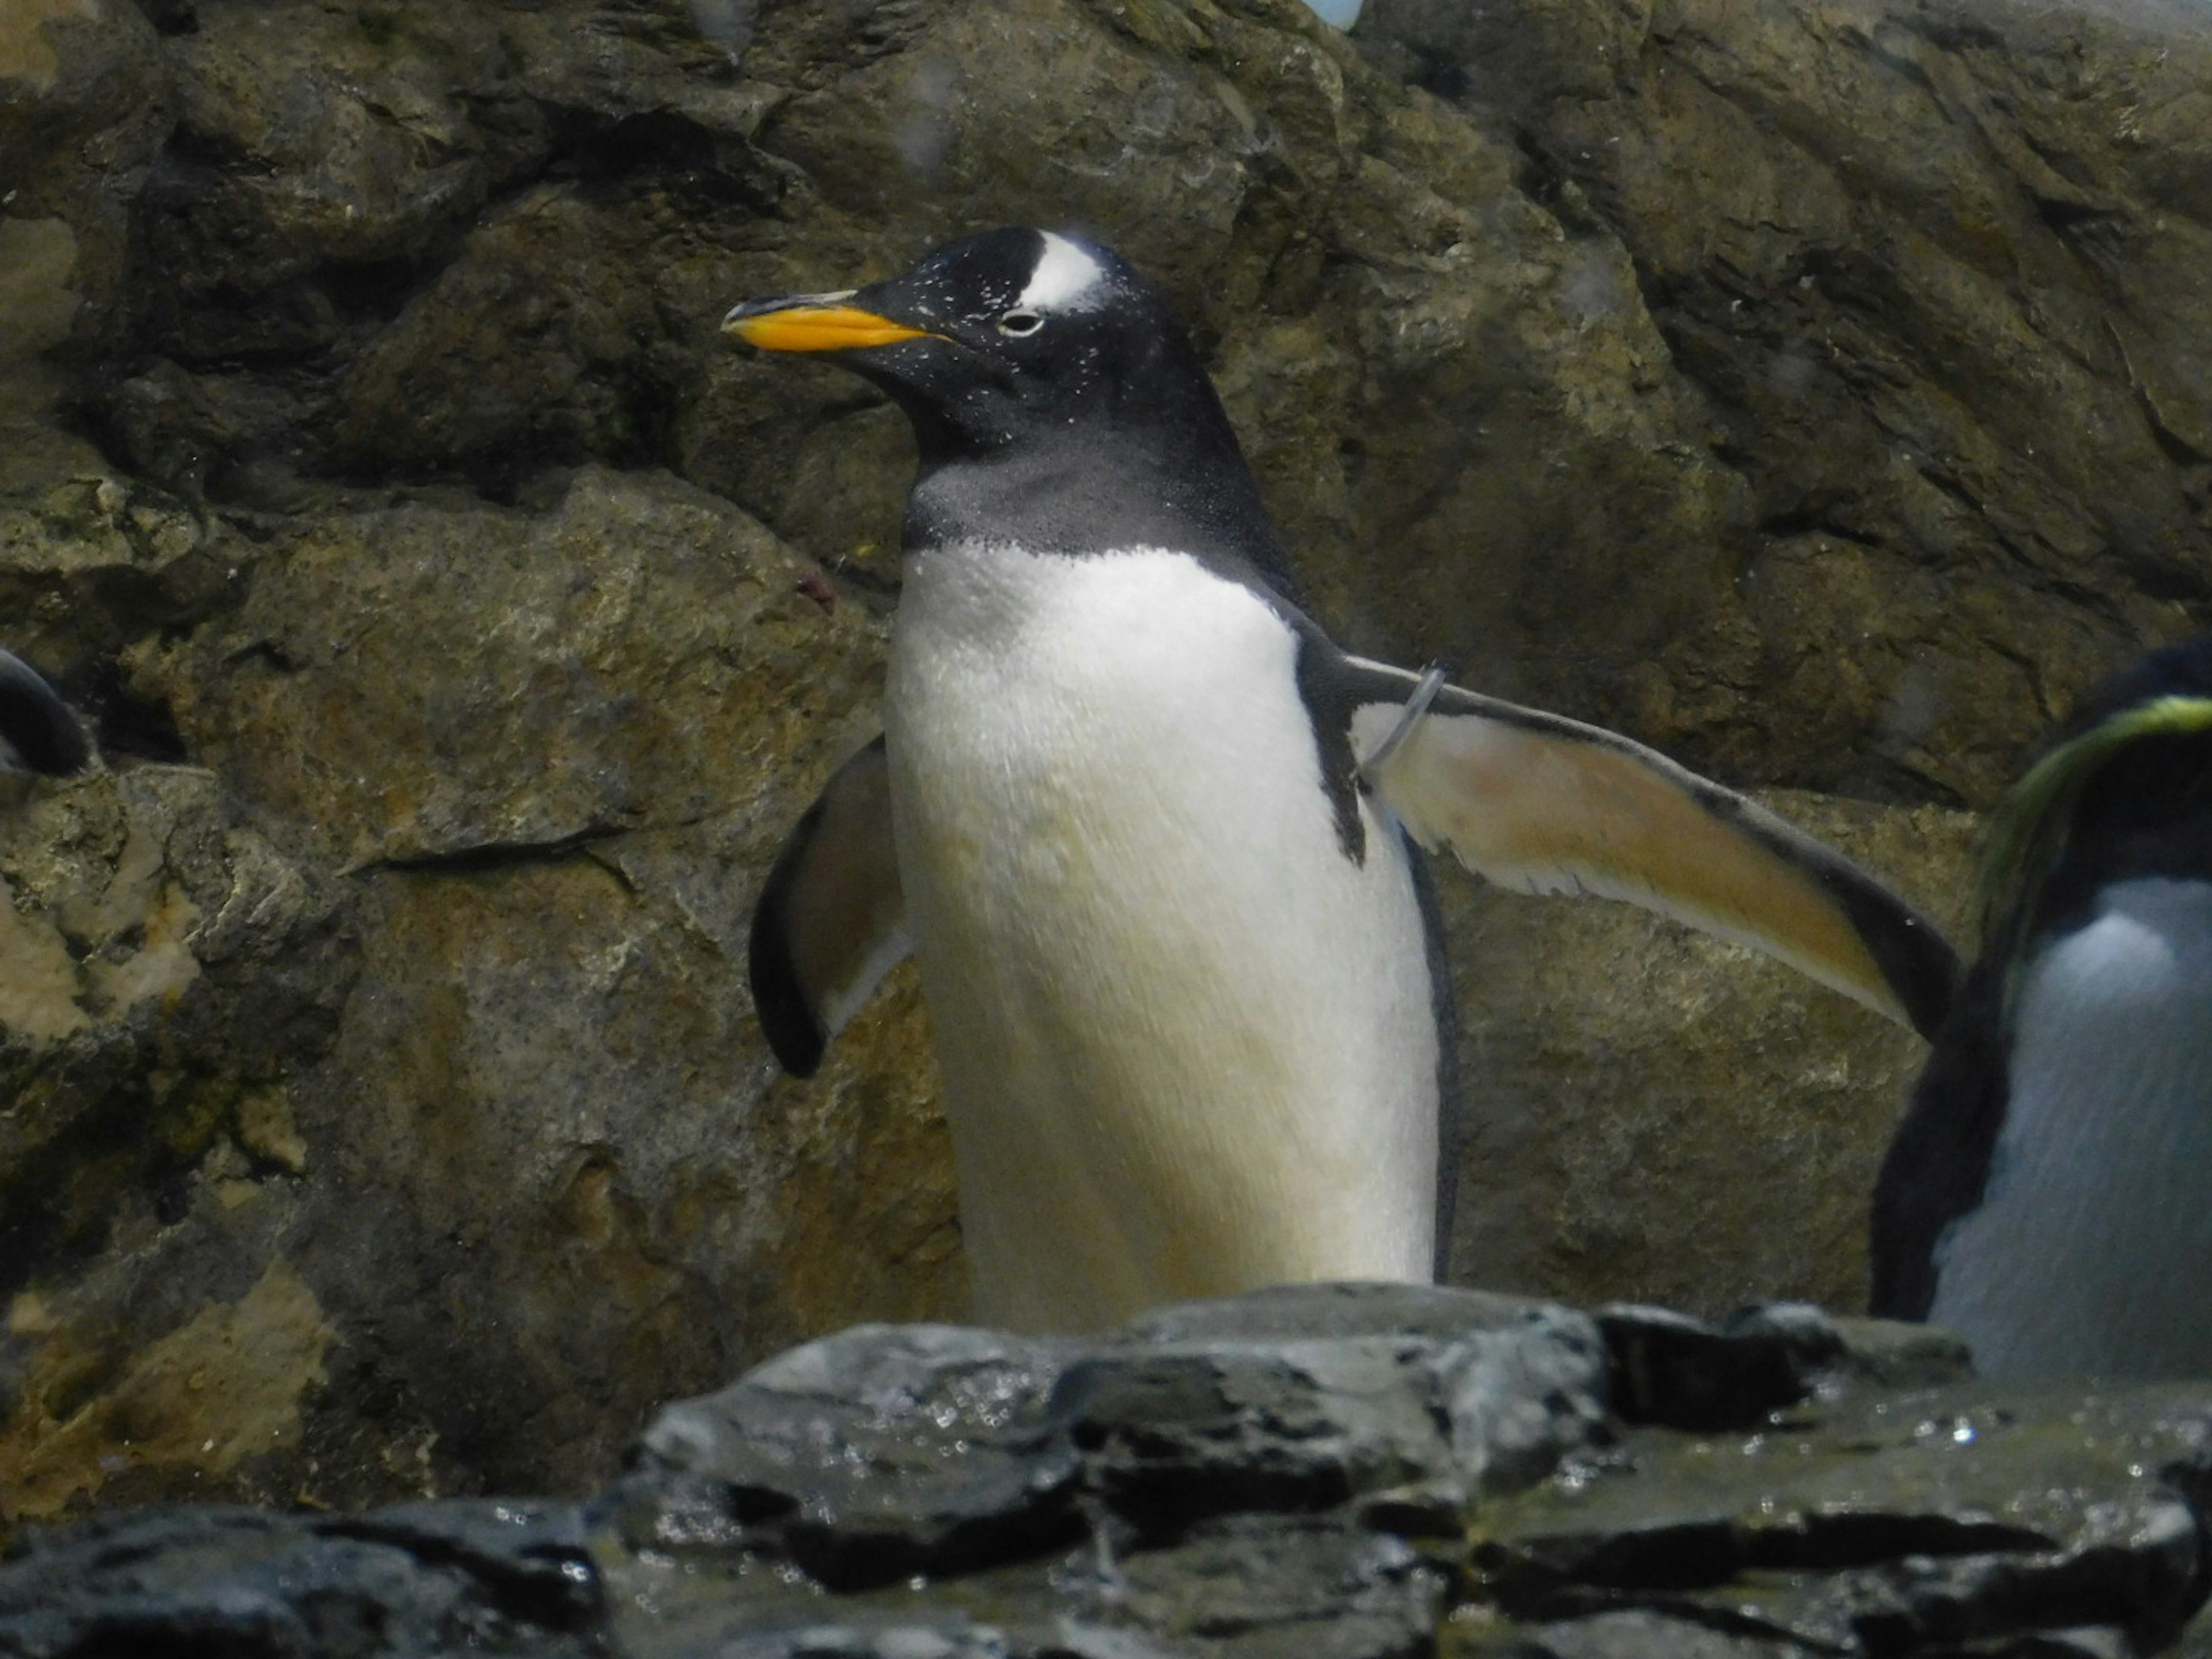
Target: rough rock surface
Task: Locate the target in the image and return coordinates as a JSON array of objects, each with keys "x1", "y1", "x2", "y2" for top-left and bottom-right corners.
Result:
[
  {"x1": 0, "y1": 0, "x2": 2207, "y2": 1520},
  {"x1": 9, "y1": 1285, "x2": 2212, "y2": 1657}
]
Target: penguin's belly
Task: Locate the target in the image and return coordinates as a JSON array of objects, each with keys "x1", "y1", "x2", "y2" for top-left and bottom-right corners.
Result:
[
  {"x1": 1930, "y1": 877, "x2": 2212, "y2": 1380},
  {"x1": 887, "y1": 541, "x2": 1440, "y2": 1332}
]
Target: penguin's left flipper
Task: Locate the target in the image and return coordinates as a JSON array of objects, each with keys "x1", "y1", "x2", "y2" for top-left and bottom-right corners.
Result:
[
  {"x1": 0, "y1": 650, "x2": 89, "y2": 778},
  {"x1": 1344, "y1": 659, "x2": 1958, "y2": 1039},
  {"x1": 749, "y1": 733, "x2": 911, "y2": 1077}
]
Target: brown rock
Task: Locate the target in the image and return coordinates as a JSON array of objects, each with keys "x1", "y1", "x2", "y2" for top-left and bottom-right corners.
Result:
[
  {"x1": 0, "y1": 0, "x2": 170, "y2": 366},
  {"x1": 106, "y1": 465, "x2": 957, "y2": 1501},
  {"x1": 1362, "y1": 0, "x2": 2212, "y2": 799},
  {"x1": 1, "y1": 1259, "x2": 332, "y2": 1528}
]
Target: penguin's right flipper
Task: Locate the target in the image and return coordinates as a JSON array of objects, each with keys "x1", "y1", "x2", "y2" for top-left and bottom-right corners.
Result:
[
  {"x1": 749, "y1": 734, "x2": 911, "y2": 1077},
  {"x1": 0, "y1": 650, "x2": 89, "y2": 777},
  {"x1": 1343, "y1": 658, "x2": 1958, "y2": 1039},
  {"x1": 1868, "y1": 956, "x2": 2010, "y2": 1319}
]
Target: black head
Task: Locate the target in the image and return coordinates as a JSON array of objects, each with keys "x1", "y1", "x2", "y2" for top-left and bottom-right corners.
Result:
[
  {"x1": 728, "y1": 229, "x2": 1179, "y2": 453},
  {"x1": 725, "y1": 228, "x2": 1297, "y2": 594},
  {"x1": 1979, "y1": 634, "x2": 2212, "y2": 956}
]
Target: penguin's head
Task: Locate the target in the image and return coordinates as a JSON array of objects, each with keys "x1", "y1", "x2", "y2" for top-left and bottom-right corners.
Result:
[
  {"x1": 723, "y1": 229, "x2": 1214, "y2": 461},
  {"x1": 1978, "y1": 635, "x2": 2212, "y2": 953}
]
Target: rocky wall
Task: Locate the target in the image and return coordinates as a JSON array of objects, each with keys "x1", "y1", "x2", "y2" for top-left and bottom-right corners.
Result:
[{"x1": 8, "y1": 1286, "x2": 2212, "y2": 1657}]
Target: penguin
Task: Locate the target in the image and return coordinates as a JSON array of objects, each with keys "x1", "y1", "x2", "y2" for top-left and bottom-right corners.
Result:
[
  {"x1": 1871, "y1": 637, "x2": 2212, "y2": 1380},
  {"x1": 728, "y1": 227, "x2": 1956, "y2": 1334},
  {"x1": 0, "y1": 650, "x2": 88, "y2": 780}
]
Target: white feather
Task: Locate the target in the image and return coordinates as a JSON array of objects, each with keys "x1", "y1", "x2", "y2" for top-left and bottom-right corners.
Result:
[
  {"x1": 1931, "y1": 877, "x2": 2212, "y2": 1380},
  {"x1": 1017, "y1": 233, "x2": 1107, "y2": 314},
  {"x1": 887, "y1": 541, "x2": 1439, "y2": 1331}
]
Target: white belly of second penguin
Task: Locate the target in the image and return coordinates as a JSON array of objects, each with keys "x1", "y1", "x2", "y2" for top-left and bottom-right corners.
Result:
[
  {"x1": 1930, "y1": 877, "x2": 2212, "y2": 1380},
  {"x1": 887, "y1": 540, "x2": 1440, "y2": 1332}
]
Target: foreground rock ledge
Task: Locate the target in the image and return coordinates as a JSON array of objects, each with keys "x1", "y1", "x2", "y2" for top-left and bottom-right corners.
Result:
[{"x1": 4, "y1": 1283, "x2": 2210, "y2": 1658}]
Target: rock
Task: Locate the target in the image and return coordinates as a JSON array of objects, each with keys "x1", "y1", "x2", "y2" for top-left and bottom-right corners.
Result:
[
  {"x1": 1359, "y1": 0, "x2": 2212, "y2": 803},
  {"x1": 1104, "y1": 1283, "x2": 1613, "y2": 1506},
  {"x1": 0, "y1": 0, "x2": 171, "y2": 371},
  {"x1": 0, "y1": 760, "x2": 355, "y2": 1528},
  {"x1": 1596, "y1": 1303, "x2": 1836, "y2": 1433},
  {"x1": 10, "y1": 1287, "x2": 2212, "y2": 1657},
  {"x1": 0, "y1": 463, "x2": 955, "y2": 1527},
  {"x1": 0, "y1": 1499, "x2": 600, "y2": 1658},
  {"x1": 620, "y1": 1324, "x2": 1086, "y2": 1591},
  {"x1": 611, "y1": 1285, "x2": 1605, "y2": 1589},
  {"x1": 1476, "y1": 1383, "x2": 2212, "y2": 1656}
]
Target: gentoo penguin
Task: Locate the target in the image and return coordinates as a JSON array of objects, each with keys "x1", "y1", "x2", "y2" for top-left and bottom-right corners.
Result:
[
  {"x1": 0, "y1": 650, "x2": 88, "y2": 779},
  {"x1": 728, "y1": 228, "x2": 1956, "y2": 1334},
  {"x1": 1872, "y1": 637, "x2": 2212, "y2": 1380}
]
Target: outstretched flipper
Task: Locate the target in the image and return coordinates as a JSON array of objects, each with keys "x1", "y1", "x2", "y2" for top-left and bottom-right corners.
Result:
[
  {"x1": 748, "y1": 734, "x2": 911, "y2": 1077},
  {"x1": 1340, "y1": 656, "x2": 1957, "y2": 1039},
  {"x1": 0, "y1": 650, "x2": 89, "y2": 778}
]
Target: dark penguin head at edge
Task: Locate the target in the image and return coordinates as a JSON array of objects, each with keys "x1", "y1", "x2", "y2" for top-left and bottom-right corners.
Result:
[{"x1": 1978, "y1": 634, "x2": 2212, "y2": 958}]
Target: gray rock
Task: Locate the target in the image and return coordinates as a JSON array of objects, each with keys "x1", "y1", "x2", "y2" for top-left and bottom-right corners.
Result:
[
  {"x1": 2, "y1": 1283, "x2": 2211, "y2": 1651},
  {"x1": 1481, "y1": 1609, "x2": 1828, "y2": 1658},
  {"x1": 619, "y1": 1324, "x2": 1084, "y2": 1590},
  {"x1": 15, "y1": 1286, "x2": 2211, "y2": 1656},
  {"x1": 0, "y1": 1499, "x2": 598, "y2": 1658},
  {"x1": 1477, "y1": 1383, "x2": 2212, "y2": 1654}
]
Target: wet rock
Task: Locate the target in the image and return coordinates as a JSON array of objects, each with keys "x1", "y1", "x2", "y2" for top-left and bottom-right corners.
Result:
[
  {"x1": 1597, "y1": 1304, "x2": 1832, "y2": 1434},
  {"x1": 1475, "y1": 1381, "x2": 2212, "y2": 1656},
  {"x1": 613, "y1": 1286, "x2": 1603, "y2": 1573},
  {"x1": 600, "y1": 1286, "x2": 1595, "y2": 1652},
  {"x1": 17, "y1": 1287, "x2": 2212, "y2": 1657},
  {"x1": 0, "y1": 1499, "x2": 600, "y2": 1658},
  {"x1": 620, "y1": 1324, "x2": 1085, "y2": 1591},
  {"x1": 1086, "y1": 1283, "x2": 1611, "y2": 1516},
  {"x1": 1593, "y1": 1300, "x2": 1976, "y2": 1436}
]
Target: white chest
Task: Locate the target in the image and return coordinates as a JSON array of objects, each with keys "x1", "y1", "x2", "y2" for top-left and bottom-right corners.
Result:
[
  {"x1": 884, "y1": 542, "x2": 1440, "y2": 1331},
  {"x1": 1931, "y1": 877, "x2": 2212, "y2": 1380}
]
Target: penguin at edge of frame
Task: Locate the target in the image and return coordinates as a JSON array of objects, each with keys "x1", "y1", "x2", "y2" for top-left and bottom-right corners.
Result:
[
  {"x1": 0, "y1": 649, "x2": 90, "y2": 781},
  {"x1": 726, "y1": 226, "x2": 1959, "y2": 1335},
  {"x1": 1872, "y1": 635, "x2": 2212, "y2": 1381}
]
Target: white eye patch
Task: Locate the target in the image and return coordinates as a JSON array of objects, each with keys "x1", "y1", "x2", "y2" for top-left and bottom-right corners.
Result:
[{"x1": 1016, "y1": 232, "x2": 1107, "y2": 313}]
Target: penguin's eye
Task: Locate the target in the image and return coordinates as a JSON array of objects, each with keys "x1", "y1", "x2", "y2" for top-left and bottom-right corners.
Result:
[{"x1": 997, "y1": 310, "x2": 1044, "y2": 338}]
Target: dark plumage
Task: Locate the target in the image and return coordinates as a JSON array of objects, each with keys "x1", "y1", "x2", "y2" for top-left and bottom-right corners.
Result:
[{"x1": 1872, "y1": 637, "x2": 2212, "y2": 1378}]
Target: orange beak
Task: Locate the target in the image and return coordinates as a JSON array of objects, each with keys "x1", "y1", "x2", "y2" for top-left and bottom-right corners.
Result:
[{"x1": 722, "y1": 297, "x2": 930, "y2": 353}]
